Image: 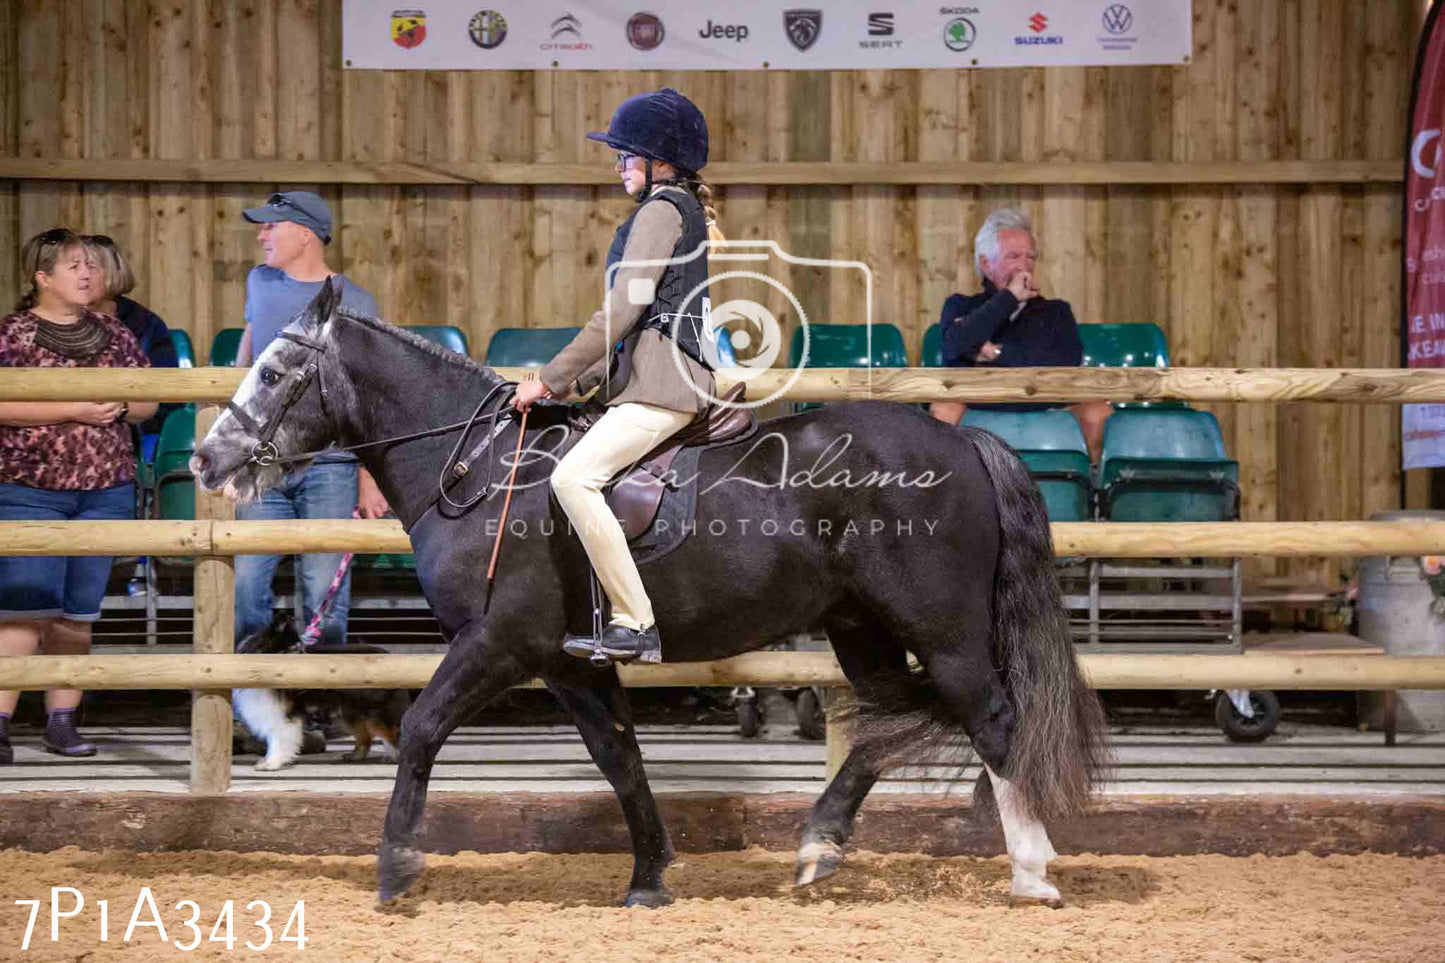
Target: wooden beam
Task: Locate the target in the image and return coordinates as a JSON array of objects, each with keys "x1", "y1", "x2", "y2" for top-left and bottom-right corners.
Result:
[
  {"x1": 2, "y1": 520, "x2": 1445, "y2": 559},
  {"x1": 190, "y1": 405, "x2": 232, "y2": 796},
  {"x1": 0, "y1": 158, "x2": 1404, "y2": 186},
  {"x1": 8, "y1": 365, "x2": 1445, "y2": 405},
  {"x1": 2, "y1": 652, "x2": 1443, "y2": 692}
]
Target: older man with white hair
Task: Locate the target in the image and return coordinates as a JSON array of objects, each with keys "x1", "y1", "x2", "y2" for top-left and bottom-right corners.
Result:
[{"x1": 930, "y1": 207, "x2": 1111, "y2": 462}]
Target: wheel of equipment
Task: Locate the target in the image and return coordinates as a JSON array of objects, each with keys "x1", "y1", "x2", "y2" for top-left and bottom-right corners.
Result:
[
  {"x1": 795, "y1": 687, "x2": 826, "y2": 741},
  {"x1": 1215, "y1": 689, "x2": 1281, "y2": 743},
  {"x1": 737, "y1": 696, "x2": 763, "y2": 739}
]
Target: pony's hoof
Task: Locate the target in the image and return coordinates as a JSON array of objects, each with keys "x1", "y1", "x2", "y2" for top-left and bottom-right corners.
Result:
[
  {"x1": 793, "y1": 839, "x2": 844, "y2": 887},
  {"x1": 253, "y1": 757, "x2": 292, "y2": 772},
  {"x1": 623, "y1": 888, "x2": 674, "y2": 909},
  {"x1": 376, "y1": 845, "x2": 426, "y2": 902},
  {"x1": 1009, "y1": 877, "x2": 1063, "y2": 909}
]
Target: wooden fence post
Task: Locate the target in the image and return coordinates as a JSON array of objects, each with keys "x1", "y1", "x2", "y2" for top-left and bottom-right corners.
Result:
[
  {"x1": 190, "y1": 405, "x2": 233, "y2": 794},
  {"x1": 823, "y1": 687, "x2": 854, "y2": 783}
]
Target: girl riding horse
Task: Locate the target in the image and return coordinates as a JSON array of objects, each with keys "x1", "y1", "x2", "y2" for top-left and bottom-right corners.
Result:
[{"x1": 512, "y1": 88, "x2": 724, "y2": 667}]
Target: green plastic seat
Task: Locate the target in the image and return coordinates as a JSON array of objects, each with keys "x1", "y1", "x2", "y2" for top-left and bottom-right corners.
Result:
[
  {"x1": 406, "y1": 324, "x2": 470, "y2": 357},
  {"x1": 962, "y1": 409, "x2": 1094, "y2": 522},
  {"x1": 153, "y1": 406, "x2": 198, "y2": 538},
  {"x1": 921, "y1": 323, "x2": 945, "y2": 367},
  {"x1": 169, "y1": 330, "x2": 195, "y2": 368},
  {"x1": 787, "y1": 323, "x2": 909, "y2": 413},
  {"x1": 1077, "y1": 322, "x2": 1185, "y2": 410},
  {"x1": 485, "y1": 328, "x2": 583, "y2": 367},
  {"x1": 209, "y1": 328, "x2": 244, "y2": 367},
  {"x1": 1097, "y1": 408, "x2": 1239, "y2": 522}
]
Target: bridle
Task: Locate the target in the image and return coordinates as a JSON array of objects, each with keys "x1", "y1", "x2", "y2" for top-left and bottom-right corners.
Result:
[
  {"x1": 222, "y1": 327, "x2": 523, "y2": 509},
  {"x1": 225, "y1": 331, "x2": 331, "y2": 468}
]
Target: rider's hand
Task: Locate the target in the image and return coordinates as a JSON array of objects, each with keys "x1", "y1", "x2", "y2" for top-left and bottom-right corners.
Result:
[
  {"x1": 72, "y1": 402, "x2": 125, "y2": 426},
  {"x1": 1006, "y1": 270, "x2": 1038, "y2": 303},
  {"x1": 512, "y1": 378, "x2": 552, "y2": 412}
]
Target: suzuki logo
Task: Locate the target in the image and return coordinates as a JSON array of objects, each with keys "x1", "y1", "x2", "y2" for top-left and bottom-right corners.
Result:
[
  {"x1": 1029, "y1": 12, "x2": 1048, "y2": 32},
  {"x1": 1414, "y1": 128, "x2": 1441, "y2": 179}
]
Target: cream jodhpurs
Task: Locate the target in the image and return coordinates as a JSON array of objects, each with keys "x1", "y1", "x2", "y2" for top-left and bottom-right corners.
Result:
[{"x1": 549, "y1": 402, "x2": 695, "y2": 630}]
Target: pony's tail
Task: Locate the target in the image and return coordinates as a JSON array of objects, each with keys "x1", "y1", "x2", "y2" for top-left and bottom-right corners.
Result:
[{"x1": 963, "y1": 425, "x2": 1109, "y2": 823}]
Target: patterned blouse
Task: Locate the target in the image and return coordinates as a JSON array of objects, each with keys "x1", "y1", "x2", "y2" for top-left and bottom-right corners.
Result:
[{"x1": 0, "y1": 308, "x2": 150, "y2": 491}]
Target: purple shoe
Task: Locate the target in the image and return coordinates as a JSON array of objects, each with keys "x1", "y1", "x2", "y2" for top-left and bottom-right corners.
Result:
[{"x1": 43, "y1": 713, "x2": 97, "y2": 758}]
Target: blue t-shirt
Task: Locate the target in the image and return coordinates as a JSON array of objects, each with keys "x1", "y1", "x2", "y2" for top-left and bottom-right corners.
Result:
[{"x1": 243, "y1": 266, "x2": 380, "y2": 462}]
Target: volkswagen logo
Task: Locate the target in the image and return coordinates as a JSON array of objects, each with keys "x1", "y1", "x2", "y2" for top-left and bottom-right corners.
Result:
[{"x1": 1102, "y1": 3, "x2": 1133, "y2": 35}]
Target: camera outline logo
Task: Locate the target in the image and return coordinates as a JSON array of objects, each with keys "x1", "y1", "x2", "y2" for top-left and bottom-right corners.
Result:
[{"x1": 605, "y1": 239, "x2": 874, "y2": 411}]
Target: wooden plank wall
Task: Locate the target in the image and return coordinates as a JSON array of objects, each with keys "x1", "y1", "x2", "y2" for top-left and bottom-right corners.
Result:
[{"x1": 0, "y1": 0, "x2": 1425, "y2": 582}]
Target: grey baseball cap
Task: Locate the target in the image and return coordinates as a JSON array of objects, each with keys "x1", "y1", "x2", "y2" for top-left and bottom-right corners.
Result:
[{"x1": 242, "y1": 191, "x2": 333, "y2": 244}]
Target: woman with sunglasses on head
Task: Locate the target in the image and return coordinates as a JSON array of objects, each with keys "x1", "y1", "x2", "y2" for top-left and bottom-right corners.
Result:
[
  {"x1": 0, "y1": 228, "x2": 156, "y2": 763},
  {"x1": 512, "y1": 88, "x2": 725, "y2": 667},
  {"x1": 84, "y1": 234, "x2": 179, "y2": 435}
]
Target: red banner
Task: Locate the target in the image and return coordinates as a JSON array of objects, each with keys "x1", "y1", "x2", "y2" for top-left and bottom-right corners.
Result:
[{"x1": 1404, "y1": 0, "x2": 1445, "y2": 468}]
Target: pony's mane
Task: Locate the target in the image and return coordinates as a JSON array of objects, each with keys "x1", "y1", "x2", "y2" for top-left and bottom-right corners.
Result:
[{"x1": 334, "y1": 307, "x2": 494, "y2": 377}]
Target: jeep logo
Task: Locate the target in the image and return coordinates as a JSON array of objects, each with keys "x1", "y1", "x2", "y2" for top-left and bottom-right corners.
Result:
[{"x1": 699, "y1": 19, "x2": 749, "y2": 41}]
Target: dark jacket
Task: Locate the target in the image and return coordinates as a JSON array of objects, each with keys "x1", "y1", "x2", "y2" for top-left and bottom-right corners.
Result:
[
  {"x1": 114, "y1": 295, "x2": 179, "y2": 434},
  {"x1": 939, "y1": 280, "x2": 1083, "y2": 412}
]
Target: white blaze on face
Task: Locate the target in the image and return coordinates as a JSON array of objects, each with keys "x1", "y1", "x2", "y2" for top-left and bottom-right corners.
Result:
[{"x1": 210, "y1": 331, "x2": 292, "y2": 440}]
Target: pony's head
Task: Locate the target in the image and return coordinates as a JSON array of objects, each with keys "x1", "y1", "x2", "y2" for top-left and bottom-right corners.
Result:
[{"x1": 192, "y1": 278, "x2": 345, "y2": 502}]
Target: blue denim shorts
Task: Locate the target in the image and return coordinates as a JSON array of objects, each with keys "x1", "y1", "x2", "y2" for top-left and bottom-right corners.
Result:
[{"x1": 0, "y1": 482, "x2": 136, "y2": 621}]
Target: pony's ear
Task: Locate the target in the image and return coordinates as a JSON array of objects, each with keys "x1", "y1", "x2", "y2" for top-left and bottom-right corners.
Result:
[{"x1": 304, "y1": 276, "x2": 341, "y2": 332}]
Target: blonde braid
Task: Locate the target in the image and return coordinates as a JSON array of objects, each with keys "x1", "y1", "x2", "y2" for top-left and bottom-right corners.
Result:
[{"x1": 694, "y1": 180, "x2": 725, "y2": 243}]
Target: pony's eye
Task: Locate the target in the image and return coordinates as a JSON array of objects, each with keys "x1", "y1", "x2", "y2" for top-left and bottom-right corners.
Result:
[{"x1": 259, "y1": 367, "x2": 281, "y2": 387}]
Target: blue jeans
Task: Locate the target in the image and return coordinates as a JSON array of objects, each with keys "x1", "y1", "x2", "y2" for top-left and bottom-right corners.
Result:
[
  {"x1": 234, "y1": 461, "x2": 357, "y2": 646},
  {"x1": 0, "y1": 482, "x2": 136, "y2": 621}
]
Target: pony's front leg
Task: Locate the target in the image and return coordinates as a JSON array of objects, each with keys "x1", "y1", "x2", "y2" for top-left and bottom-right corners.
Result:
[
  {"x1": 377, "y1": 630, "x2": 525, "y2": 902},
  {"x1": 548, "y1": 673, "x2": 674, "y2": 907},
  {"x1": 984, "y1": 764, "x2": 1063, "y2": 908}
]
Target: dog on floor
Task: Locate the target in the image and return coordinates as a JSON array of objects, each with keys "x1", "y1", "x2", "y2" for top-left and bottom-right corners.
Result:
[{"x1": 234, "y1": 613, "x2": 410, "y2": 772}]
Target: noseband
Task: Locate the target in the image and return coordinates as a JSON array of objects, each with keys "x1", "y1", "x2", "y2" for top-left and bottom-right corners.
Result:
[{"x1": 225, "y1": 331, "x2": 331, "y2": 468}]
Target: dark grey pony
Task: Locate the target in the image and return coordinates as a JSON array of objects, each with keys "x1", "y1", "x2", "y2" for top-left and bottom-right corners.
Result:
[{"x1": 193, "y1": 281, "x2": 1107, "y2": 908}]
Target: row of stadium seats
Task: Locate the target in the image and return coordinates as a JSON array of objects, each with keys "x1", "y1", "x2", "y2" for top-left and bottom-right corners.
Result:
[
  {"x1": 788, "y1": 321, "x2": 1170, "y2": 370},
  {"x1": 961, "y1": 407, "x2": 1239, "y2": 523}
]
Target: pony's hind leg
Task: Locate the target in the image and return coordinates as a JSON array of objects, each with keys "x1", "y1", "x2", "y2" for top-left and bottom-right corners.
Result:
[
  {"x1": 983, "y1": 764, "x2": 1062, "y2": 907},
  {"x1": 377, "y1": 631, "x2": 526, "y2": 902},
  {"x1": 927, "y1": 651, "x2": 1063, "y2": 907},
  {"x1": 795, "y1": 606, "x2": 908, "y2": 887},
  {"x1": 548, "y1": 672, "x2": 674, "y2": 907}
]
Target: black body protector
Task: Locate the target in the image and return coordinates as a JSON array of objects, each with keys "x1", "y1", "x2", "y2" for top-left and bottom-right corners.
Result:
[{"x1": 598, "y1": 187, "x2": 711, "y2": 402}]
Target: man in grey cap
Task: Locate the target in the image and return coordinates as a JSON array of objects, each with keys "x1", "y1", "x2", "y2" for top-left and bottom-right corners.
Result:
[{"x1": 231, "y1": 191, "x2": 386, "y2": 714}]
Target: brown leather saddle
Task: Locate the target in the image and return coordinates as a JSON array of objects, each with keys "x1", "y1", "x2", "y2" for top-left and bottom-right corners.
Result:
[{"x1": 567, "y1": 383, "x2": 755, "y2": 542}]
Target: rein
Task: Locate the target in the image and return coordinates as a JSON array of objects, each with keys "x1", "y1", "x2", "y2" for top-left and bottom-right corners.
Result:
[{"x1": 226, "y1": 328, "x2": 522, "y2": 510}]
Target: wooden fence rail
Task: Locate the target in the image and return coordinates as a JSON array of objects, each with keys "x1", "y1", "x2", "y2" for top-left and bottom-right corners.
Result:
[
  {"x1": 5, "y1": 366, "x2": 1445, "y2": 405},
  {"x1": 3, "y1": 520, "x2": 1445, "y2": 559},
  {"x1": 3, "y1": 653, "x2": 1444, "y2": 693},
  {"x1": 0, "y1": 159, "x2": 1403, "y2": 187}
]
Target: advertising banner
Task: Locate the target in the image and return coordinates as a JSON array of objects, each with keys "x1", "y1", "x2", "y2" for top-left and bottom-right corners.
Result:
[{"x1": 343, "y1": 1, "x2": 1192, "y2": 70}]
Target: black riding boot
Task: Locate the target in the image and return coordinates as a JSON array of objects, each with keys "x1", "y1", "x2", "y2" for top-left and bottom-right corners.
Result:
[{"x1": 563, "y1": 623, "x2": 662, "y2": 666}]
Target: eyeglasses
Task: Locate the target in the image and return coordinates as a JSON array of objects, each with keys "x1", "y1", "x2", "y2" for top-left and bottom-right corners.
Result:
[
  {"x1": 264, "y1": 193, "x2": 308, "y2": 214},
  {"x1": 83, "y1": 234, "x2": 115, "y2": 247},
  {"x1": 616, "y1": 152, "x2": 640, "y2": 167},
  {"x1": 37, "y1": 227, "x2": 76, "y2": 246}
]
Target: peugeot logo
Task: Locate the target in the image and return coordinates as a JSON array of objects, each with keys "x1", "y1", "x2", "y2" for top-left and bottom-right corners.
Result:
[{"x1": 1102, "y1": 4, "x2": 1133, "y2": 34}]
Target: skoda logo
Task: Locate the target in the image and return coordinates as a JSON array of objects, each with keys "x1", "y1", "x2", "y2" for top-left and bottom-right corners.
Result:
[
  {"x1": 943, "y1": 17, "x2": 976, "y2": 52},
  {"x1": 1102, "y1": 4, "x2": 1133, "y2": 34}
]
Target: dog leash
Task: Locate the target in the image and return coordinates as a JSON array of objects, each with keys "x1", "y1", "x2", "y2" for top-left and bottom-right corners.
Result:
[{"x1": 299, "y1": 508, "x2": 362, "y2": 647}]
